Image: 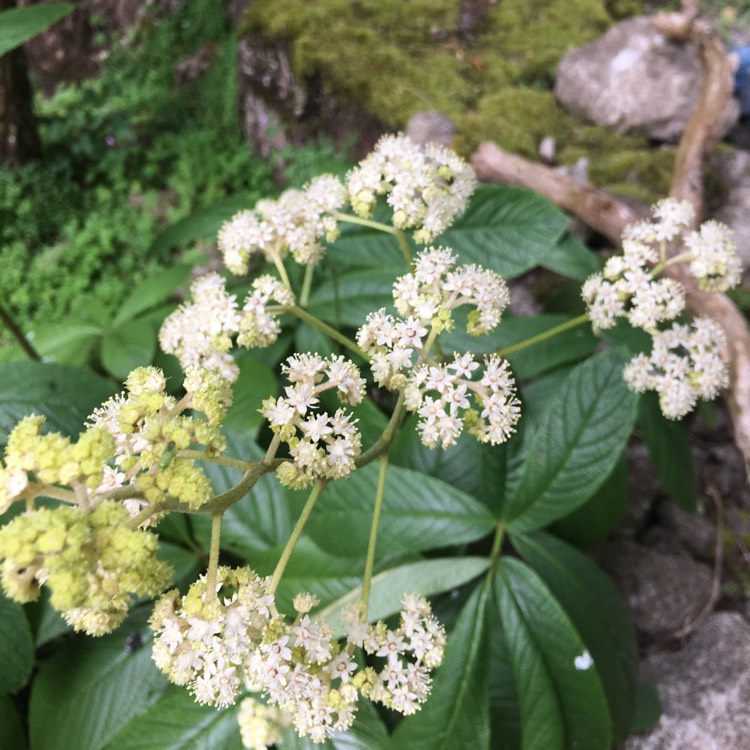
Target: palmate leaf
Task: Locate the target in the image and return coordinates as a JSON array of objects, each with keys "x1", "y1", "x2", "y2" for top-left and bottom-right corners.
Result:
[
  {"x1": 28, "y1": 610, "x2": 168, "y2": 750},
  {"x1": 298, "y1": 463, "x2": 496, "y2": 560},
  {"x1": 105, "y1": 684, "x2": 243, "y2": 750},
  {"x1": 391, "y1": 579, "x2": 491, "y2": 750},
  {"x1": 493, "y1": 558, "x2": 612, "y2": 750},
  {"x1": 509, "y1": 533, "x2": 638, "y2": 741},
  {"x1": 0, "y1": 362, "x2": 115, "y2": 448},
  {"x1": 503, "y1": 348, "x2": 638, "y2": 532}
]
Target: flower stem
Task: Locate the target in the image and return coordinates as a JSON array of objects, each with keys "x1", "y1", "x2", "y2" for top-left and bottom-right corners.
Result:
[
  {"x1": 496, "y1": 313, "x2": 589, "y2": 357},
  {"x1": 394, "y1": 228, "x2": 413, "y2": 267},
  {"x1": 300, "y1": 264, "x2": 315, "y2": 308},
  {"x1": 270, "y1": 252, "x2": 293, "y2": 292},
  {"x1": 333, "y1": 211, "x2": 412, "y2": 267},
  {"x1": 489, "y1": 523, "x2": 505, "y2": 567},
  {"x1": 362, "y1": 453, "x2": 389, "y2": 614},
  {"x1": 177, "y1": 450, "x2": 254, "y2": 471},
  {"x1": 0, "y1": 304, "x2": 40, "y2": 361},
  {"x1": 268, "y1": 480, "x2": 327, "y2": 595},
  {"x1": 356, "y1": 392, "x2": 406, "y2": 468},
  {"x1": 287, "y1": 305, "x2": 368, "y2": 359},
  {"x1": 204, "y1": 512, "x2": 223, "y2": 603}
]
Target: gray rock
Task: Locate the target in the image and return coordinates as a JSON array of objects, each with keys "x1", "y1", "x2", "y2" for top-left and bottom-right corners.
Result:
[
  {"x1": 405, "y1": 112, "x2": 456, "y2": 147},
  {"x1": 626, "y1": 612, "x2": 750, "y2": 750},
  {"x1": 596, "y1": 540, "x2": 713, "y2": 636},
  {"x1": 709, "y1": 149, "x2": 750, "y2": 276},
  {"x1": 655, "y1": 500, "x2": 716, "y2": 561},
  {"x1": 555, "y1": 17, "x2": 739, "y2": 142}
]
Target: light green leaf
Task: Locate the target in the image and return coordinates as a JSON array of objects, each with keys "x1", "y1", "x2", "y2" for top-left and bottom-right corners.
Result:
[
  {"x1": 319, "y1": 556, "x2": 491, "y2": 637},
  {"x1": 100, "y1": 318, "x2": 157, "y2": 380},
  {"x1": 295, "y1": 322, "x2": 335, "y2": 357},
  {"x1": 392, "y1": 580, "x2": 490, "y2": 750},
  {"x1": 0, "y1": 362, "x2": 115, "y2": 447},
  {"x1": 504, "y1": 348, "x2": 638, "y2": 532},
  {"x1": 104, "y1": 684, "x2": 243, "y2": 750},
  {"x1": 509, "y1": 533, "x2": 637, "y2": 741},
  {"x1": 29, "y1": 611, "x2": 168, "y2": 750},
  {"x1": 441, "y1": 314, "x2": 597, "y2": 380},
  {"x1": 0, "y1": 4, "x2": 74, "y2": 57},
  {"x1": 637, "y1": 391, "x2": 695, "y2": 510},
  {"x1": 112, "y1": 266, "x2": 193, "y2": 326},
  {"x1": 438, "y1": 185, "x2": 569, "y2": 279},
  {"x1": 223, "y1": 353, "x2": 278, "y2": 434},
  {"x1": 301, "y1": 463, "x2": 496, "y2": 559},
  {"x1": 494, "y1": 558, "x2": 612, "y2": 750},
  {"x1": 307, "y1": 269, "x2": 397, "y2": 328},
  {"x1": 30, "y1": 321, "x2": 102, "y2": 367},
  {"x1": 149, "y1": 195, "x2": 255, "y2": 255},
  {"x1": 0, "y1": 591, "x2": 34, "y2": 693},
  {"x1": 0, "y1": 693, "x2": 26, "y2": 750}
]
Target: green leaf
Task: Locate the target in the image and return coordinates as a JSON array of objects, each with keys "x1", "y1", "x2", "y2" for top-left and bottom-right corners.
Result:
[
  {"x1": 302, "y1": 463, "x2": 496, "y2": 559},
  {"x1": 504, "y1": 348, "x2": 638, "y2": 532},
  {"x1": 112, "y1": 266, "x2": 193, "y2": 326},
  {"x1": 149, "y1": 195, "x2": 255, "y2": 255},
  {"x1": 494, "y1": 558, "x2": 612, "y2": 750},
  {"x1": 0, "y1": 4, "x2": 74, "y2": 57},
  {"x1": 0, "y1": 693, "x2": 26, "y2": 750},
  {"x1": 29, "y1": 611, "x2": 169, "y2": 750},
  {"x1": 438, "y1": 185, "x2": 569, "y2": 279},
  {"x1": 307, "y1": 269, "x2": 397, "y2": 328},
  {"x1": 295, "y1": 322, "x2": 335, "y2": 357},
  {"x1": 280, "y1": 699, "x2": 389, "y2": 749},
  {"x1": 0, "y1": 362, "x2": 115, "y2": 447},
  {"x1": 630, "y1": 682, "x2": 662, "y2": 734},
  {"x1": 100, "y1": 318, "x2": 157, "y2": 380},
  {"x1": 392, "y1": 580, "x2": 491, "y2": 750},
  {"x1": 441, "y1": 314, "x2": 597, "y2": 380},
  {"x1": 391, "y1": 417, "x2": 519, "y2": 515},
  {"x1": 550, "y1": 454, "x2": 628, "y2": 549},
  {"x1": 104, "y1": 684, "x2": 243, "y2": 750},
  {"x1": 540, "y1": 232, "x2": 600, "y2": 282},
  {"x1": 509, "y1": 533, "x2": 638, "y2": 742},
  {"x1": 223, "y1": 353, "x2": 278, "y2": 434},
  {"x1": 0, "y1": 591, "x2": 34, "y2": 693},
  {"x1": 30, "y1": 321, "x2": 102, "y2": 367},
  {"x1": 637, "y1": 391, "x2": 696, "y2": 510},
  {"x1": 319, "y1": 556, "x2": 491, "y2": 637}
]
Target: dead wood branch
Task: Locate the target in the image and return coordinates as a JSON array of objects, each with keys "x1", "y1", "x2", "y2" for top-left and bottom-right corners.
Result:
[{"x1": 470, "y1": 14, "x2": 750, "y2": 471}]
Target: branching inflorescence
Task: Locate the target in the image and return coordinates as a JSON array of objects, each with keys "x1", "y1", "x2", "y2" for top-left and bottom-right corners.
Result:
[{"x1": 0, "y1": 135, "x2": 741, "y2": 747}]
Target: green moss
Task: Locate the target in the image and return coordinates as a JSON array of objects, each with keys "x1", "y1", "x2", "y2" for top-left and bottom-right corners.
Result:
[{"x1": 244, "y1": 0, "x2": 677, "y2": 200}]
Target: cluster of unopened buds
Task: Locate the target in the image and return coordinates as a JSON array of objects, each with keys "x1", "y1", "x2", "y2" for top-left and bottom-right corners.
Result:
[
  {"x1": 582, "y1": 198, "x2": 740, "y2": 419},
  {"x1": 151, "y1": 567, "x2": 445, "y2": 744},
  {"x1": 357, "y1": 246, "x2": 520, "y2": 447},
  {"x1": 261, "y1": 353, "x2": 366, "y2": 488}
]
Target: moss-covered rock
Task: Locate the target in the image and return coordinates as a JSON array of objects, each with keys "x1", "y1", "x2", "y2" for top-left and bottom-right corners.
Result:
[{"x1": 242, "y1": 0, "x2": 674, "y2": 200}]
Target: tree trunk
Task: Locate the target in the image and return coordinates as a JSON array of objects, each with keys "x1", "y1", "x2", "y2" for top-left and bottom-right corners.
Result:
[{"x1": 0, "y1": 0, "x2": 42, "y2": 163}]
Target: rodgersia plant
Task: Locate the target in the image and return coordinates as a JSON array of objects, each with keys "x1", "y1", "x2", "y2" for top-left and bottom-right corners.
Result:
[{"x1": 0, "y1": 135, "x2": 742, "y2": 749}]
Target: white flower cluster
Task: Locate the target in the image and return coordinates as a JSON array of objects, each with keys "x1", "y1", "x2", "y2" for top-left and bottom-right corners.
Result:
[
  {"x1": 261, "y1": 354, "x2": 366, "y2": 489},
  {"x1": 150, "y1": 568, "x2": 445, "y2": 744},
  {"x1": 151, "y1": 567, "x2": 274, "y2": 708},
  {"x1": 159, "y1": 273, "x2": 241, "y2": 381},
  {"x1": 346, "y1": 134, "x2": 476, "y2": 243},
  {"x1": 356, "y1": 249, "x2": 519, "y2": 447},
  {"x1": 393, "y1": 246, "x2": 509, "y2": 335},
  {"x1": 218, "y1": 175, "x2": 347, "y2": 274},
  {"x1": 684, "y1": 219, "x2": 742, "y2": 293},
  {"x1": 623, "y1": 318, "x2": 728, "y2": 419},
  {"x1": 581, "y1": 239, "x2": 685, "y2": 332},
  {"x1": 238, "y1": 275, "x2": 295, "y2": 349},
  {"x1": 246, "y1": 593, "x2": 445, "y2": 742},
  {"x1": 582, "y1": 199, "x2": 742, "y2": 332}
]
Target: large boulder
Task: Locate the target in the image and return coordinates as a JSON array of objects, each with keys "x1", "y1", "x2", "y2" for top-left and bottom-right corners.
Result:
[
  {"x1": 626, "y1": 613, "x2": 750, "y2": 750},
  {"x1": 555, "y1": 17, "x2": 739, "y2": 142}
]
